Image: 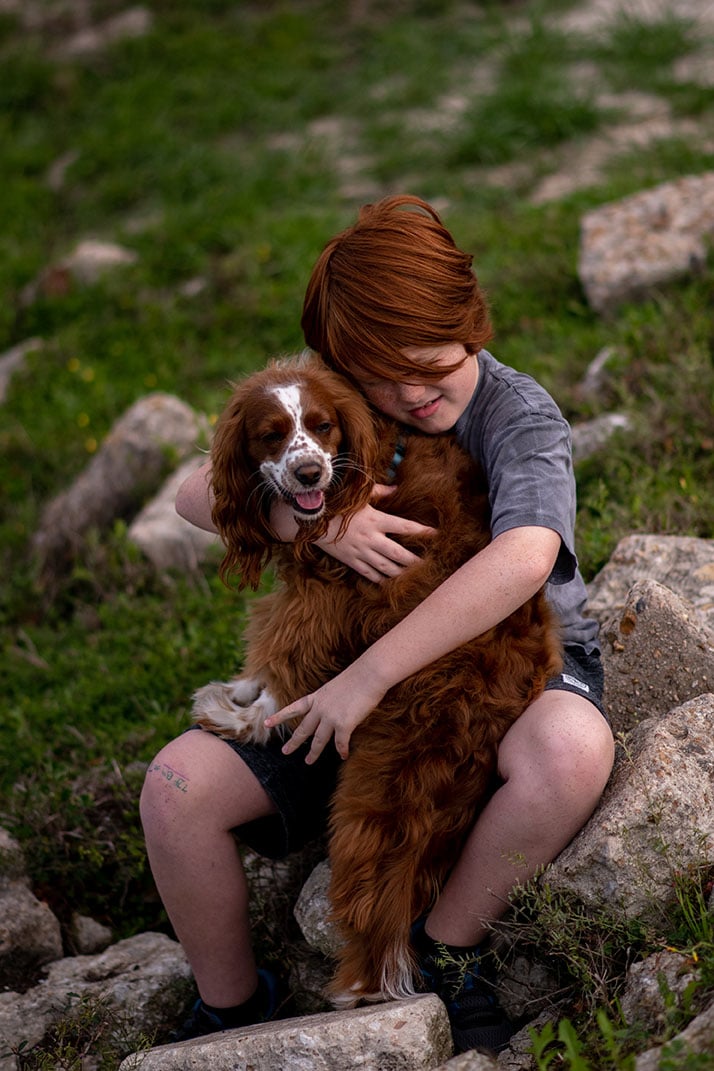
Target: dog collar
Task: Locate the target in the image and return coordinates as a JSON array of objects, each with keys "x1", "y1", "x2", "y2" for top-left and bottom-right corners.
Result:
[{"x1": 384, "y1": 432, "x2": 408, "y2": 484}]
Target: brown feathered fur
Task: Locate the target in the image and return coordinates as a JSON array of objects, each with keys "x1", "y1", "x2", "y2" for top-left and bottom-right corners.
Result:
[{"x1": 193, "y1": 352, "x2": 562, "y2": 1005}]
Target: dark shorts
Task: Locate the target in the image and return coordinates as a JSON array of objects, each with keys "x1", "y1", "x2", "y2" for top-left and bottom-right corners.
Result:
[
  {"x1": 544, "y1": 644, "x2": 607, "y2": 719},
  {"x1": 220, "y1": 644, "x2": 607, "y2": 860},
  {"x1": 220, "y1": 731, "x2": 342, "y2": 860}
]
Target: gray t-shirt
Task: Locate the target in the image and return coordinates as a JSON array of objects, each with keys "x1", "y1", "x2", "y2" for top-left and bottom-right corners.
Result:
[{"x1": 453, "y1": 349, "x2": 599, "y2": 653}]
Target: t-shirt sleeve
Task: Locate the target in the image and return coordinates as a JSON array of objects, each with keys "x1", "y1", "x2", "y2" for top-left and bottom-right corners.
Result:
[{"x1": 483, "y1": 409, "x2": 577, "y2": 585}]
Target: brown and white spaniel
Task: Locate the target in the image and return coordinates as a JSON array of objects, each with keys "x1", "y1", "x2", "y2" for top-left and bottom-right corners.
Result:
[{"x1": 192, "y1": 352, "x2": 562, "y2": 1006}]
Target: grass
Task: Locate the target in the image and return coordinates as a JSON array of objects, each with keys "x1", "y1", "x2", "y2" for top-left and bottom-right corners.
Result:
[{"x1": 1, "y1": 0, "x2": 713, "y2": 1060}]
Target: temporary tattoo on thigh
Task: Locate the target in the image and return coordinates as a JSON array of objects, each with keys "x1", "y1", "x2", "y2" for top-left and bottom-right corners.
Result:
[{"x1": 148, "y1": 760, "x2": 189, "y2": 793}]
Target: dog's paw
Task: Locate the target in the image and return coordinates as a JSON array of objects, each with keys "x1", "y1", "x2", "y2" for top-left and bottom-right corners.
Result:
[{"x1": 192, "y1": 678, "x2": 277, "y2": 744}]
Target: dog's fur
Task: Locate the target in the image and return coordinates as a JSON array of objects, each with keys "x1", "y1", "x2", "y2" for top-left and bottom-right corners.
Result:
[{"x1": 193, "y1": 353, "x2": 562, "y2": 1005}]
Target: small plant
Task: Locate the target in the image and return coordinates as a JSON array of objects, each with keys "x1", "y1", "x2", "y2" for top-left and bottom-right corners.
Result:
[
  {"x1": 669, "y1": 864, "x2": 714, "y2": 952},
  {"x1": 656, "y1": 1039, "x2": 714, "y2": 1070},
  {"x1": 9, "y1": 993, "x2": 154, "y2": 1071},
  {"x1": 595, "y1": 10, "x2": 695, "y2": 93},
  {"x1": 529, "y1": 1010, "x2": 638, "y2": 1070},
  {"x1": 498, "y1": 874, "x2": 655, "y2": 1011},
  {"x1": 515, "y1": 856, "x2": 714, "y2": 1068}
]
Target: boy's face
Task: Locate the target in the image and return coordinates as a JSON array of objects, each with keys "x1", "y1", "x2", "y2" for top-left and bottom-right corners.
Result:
[{"x1": 355, "y1": 343, "x2": 478, "y2": 433}]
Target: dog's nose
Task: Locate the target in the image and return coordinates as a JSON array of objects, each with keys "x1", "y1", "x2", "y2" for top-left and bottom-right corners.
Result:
[{"x1": 295, "y1": 463, "x2": 323, "y2": 487}]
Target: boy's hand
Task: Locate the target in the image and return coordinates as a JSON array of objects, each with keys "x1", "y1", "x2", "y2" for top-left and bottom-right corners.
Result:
[
  {"x1": 264, "y1": 664, "x2": 387, "y2": 763},
  {"x1": 318, "y1": 484, "x2": 434, "y2": 582}
]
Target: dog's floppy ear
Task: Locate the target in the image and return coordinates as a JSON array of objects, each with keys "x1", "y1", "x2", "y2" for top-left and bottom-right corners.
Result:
[
  {"x1": 316, "y1": 369, "x2": 380, "y2": 525},
  {"x1": 210, "y1": 380, "x2": 275, "y2": 591}
]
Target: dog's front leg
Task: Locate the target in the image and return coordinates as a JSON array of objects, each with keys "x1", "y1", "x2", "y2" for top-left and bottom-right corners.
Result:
[{"x1": 192, "y1": 677, "x2": 278, "y2": 744}]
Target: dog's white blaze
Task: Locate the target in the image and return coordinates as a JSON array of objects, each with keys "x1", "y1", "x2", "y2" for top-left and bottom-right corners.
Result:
[{"x1": 259, "y1": 383, "x2": 333, "y2": 493}]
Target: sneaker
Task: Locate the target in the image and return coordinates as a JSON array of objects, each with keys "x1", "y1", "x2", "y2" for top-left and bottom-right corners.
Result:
[
  {"x1": 168, "y1": 968, "x2": 286, "y2": 1043},
  {"x1": 412, "y1": 920, "x2": 515, "y2": 1055},
  {"x1": 442, "y1": 972, "x2": 516, "y2": 1054}
]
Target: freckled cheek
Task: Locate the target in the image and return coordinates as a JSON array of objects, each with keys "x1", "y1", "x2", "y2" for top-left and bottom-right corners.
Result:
[{"x1": 363, "y1": 386, "x2": 400, "y2": 415}]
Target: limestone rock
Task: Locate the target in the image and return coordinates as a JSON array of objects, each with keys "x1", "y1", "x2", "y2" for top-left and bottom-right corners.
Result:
[
  {"x1": 587, "y1": 534, "x2": 714, "y2": 631},
  {"x1": 635, "y1": 996, "x2": 714, "y2": 1070},
  {"x1": 0, "y1": 338, "x2": 42, "y2": 403},
  {"x1": 21, "y1": 240, "x2": 138, "y2": 303},
  {"x1": 600, "y1": 579, "x2": 714, "y2": 735},
  {"x1": 128, "y1": 455, "x2": 220, "y2": 572},
  {"x1": 69, "y1": 913, "x2": 113, "y2": 955},
  {"x1": 434, "y1": 1048, "x2": 498, "y2": 1069},
  {"x1": 578, "y1": 172, "x2": 714, "y2": 313},
  {"x1": 546, "y1": 694, "x2": 714, "y2": 922},
  {"x1": 0, "y1": 932, "x2": 194, "y2": 1070},
  {"x1": 33, "y1": 393, "x2": 208, "y2": 579},
  {"x1": 570, "y1": 412, "x2": 631, "y2": 462},
  {"x1": 0, "y1": 828, "x2": 27, "y2": 885},
  {"x1": 293, "y1": 860, "x2": 341, "y2": 959},
  {"x1": 0, "y1": 883, "x2": 63, "y2": 992},
  {"x1": 54, "y1": 7, "x2": 153, "y2": 59},
  {"x1": 621, "y1": 949, "x2": 698, "y2": 1034},
  {"x1": 119, "y1": 994, "x2": 453, "y2": 1071}
]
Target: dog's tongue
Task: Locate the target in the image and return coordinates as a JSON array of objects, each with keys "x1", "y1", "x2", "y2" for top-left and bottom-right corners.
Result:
[{"x1": 295, "y1": 490, "x2": 324, "y2": 511}]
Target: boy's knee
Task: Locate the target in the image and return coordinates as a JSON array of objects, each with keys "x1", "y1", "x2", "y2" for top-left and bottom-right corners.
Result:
[
  {"x1": 501, "y1": 695, "x2": 615, "y2": 800},
  {"x1": 547, "y1": 711, "x2": 612, "y2": 777},
  {"x1": 140, "y1": 737, "x2": 196, "y2": 833}
]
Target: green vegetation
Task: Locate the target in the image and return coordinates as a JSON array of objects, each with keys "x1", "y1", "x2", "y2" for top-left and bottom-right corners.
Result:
[
  {"x1": 8, "y1": 992, "x2": 156, "y2": 1069},
  {"x1": 507, "y1": 857, "x2": 714, "y2": 1068},
  {"x1": 1, "y1": 0, "x2": 713, "y2": 1061}
]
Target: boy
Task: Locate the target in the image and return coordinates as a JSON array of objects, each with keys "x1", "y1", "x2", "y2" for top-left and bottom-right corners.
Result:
[{"x1": 140, "y1": 196, "x2": 614, "y2": 1053}]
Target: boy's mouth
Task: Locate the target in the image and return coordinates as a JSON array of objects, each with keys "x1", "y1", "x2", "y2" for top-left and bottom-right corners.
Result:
[{"x1": 409, "y1": 396, "x2": 441, "y2": 420}]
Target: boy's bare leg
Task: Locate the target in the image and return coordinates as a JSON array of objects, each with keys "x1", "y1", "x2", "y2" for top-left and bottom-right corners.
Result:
[
  {"x1": 425, "y1": 690, "x2": 615, "y2": 946},
  {"x1": 140, "y1": 729, "x2": 277, "y2": 1006},
  {"x1": 141, "y1": 691, "x2": 613, "y2": 1004}
]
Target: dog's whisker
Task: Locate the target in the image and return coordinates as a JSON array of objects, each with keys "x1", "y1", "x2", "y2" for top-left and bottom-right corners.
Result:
[{"x1": 331, "y1": 457, "x2": 373, "y2": 481}]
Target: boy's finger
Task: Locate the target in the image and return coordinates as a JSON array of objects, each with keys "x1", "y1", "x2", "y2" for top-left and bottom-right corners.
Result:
[
  {"x1": 265, "y1": 696, "x2": 311, "y2": 728},
  {"x1": 304, "y1": 729, "x2": 335, "y2": 765},
  {"x1": 392, "y1": 517, "x2": 436, "y2": 536},
  {"x1": 283, "y1": 718, "x2": 318, "y2": 755}
]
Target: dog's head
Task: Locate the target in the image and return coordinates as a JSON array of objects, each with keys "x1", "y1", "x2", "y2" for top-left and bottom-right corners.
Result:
[{"x1": 211, "y1": 353, "x2": 379, "y2": 589}]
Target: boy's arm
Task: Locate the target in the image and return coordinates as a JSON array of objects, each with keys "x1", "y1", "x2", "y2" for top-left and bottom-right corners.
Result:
[
  {"x1": 175, "y1": 463, "x2": 429, "y2": 573},
  {"x1": 174, "y1": 461, "x2": 322, "y2": 539},
  {"x1": 266, "y1": 524, "x2": 562, "y2": 762},
  {"x1": 175, "y1": 461, "x2": 216, "y2": 532}
]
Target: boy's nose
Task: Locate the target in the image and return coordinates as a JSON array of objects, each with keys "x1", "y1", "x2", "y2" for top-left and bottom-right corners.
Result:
[{"x1": 398, "y1": 382, "x2": 425, "y2": 404}]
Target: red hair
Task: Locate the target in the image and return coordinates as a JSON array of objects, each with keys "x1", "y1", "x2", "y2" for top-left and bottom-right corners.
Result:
[{"x1": 301, "y1": 195, "x2": 492, "y2": 383}]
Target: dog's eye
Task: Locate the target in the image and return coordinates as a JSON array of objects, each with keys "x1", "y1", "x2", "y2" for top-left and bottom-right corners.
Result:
[
  {"x1": 261, "y1": 431, "x2": 284, "y2": 446},
  {"x1": 314, "y1": 421, "x2": 333, "y2": 435}
]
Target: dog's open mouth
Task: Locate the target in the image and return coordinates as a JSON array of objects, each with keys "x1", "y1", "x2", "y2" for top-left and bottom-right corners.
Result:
[{"x1": 291, "y1": 489, "x2": 325, "y2": 516}]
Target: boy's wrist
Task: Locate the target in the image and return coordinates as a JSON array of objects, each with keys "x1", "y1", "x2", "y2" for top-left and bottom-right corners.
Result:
[
  {"x1": 352, "y1": 646, "x2": 401, "y2": 697},
  {"x1": 269, "y1": 499, "x2": 299, "y2": 542}
]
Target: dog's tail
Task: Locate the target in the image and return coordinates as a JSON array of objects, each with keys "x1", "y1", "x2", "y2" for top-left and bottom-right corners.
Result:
[
  {"x1": 327, "y1": 817, "x2": 433, "y2": 1006},
  {"x1": 326, "y1": 746, "x2": 485, "y2": 1006}
]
